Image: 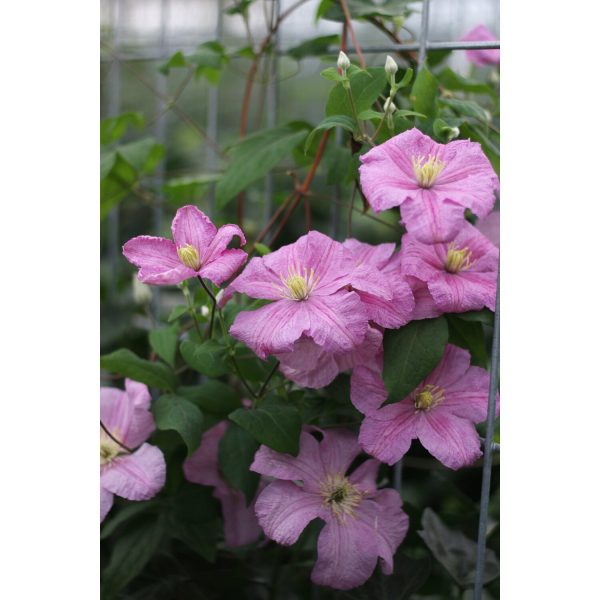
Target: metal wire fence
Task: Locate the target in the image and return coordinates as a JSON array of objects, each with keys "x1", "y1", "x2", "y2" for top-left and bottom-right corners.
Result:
[{"x1": 101, "y1": 1, "x2": 500, "y2": 597}]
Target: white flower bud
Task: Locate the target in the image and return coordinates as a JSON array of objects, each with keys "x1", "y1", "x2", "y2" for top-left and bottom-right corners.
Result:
[
  {"x1": 132, "y1": 274, "x2": 153, "y2": 305},
  {"x1": 447, "y1": 126, "x2": 460, "y2": 141},
  {"x1": 337, "y1": 51, "x2": 351, "y2": 73},
  {"x1": 200, "y1": 305, "x2": 210, "y2": 318},
  {"x1": 384, "y1": 97, "x2": 397, "y2": 114},
  {"x1": 385, "y1": 55, "x2": 398, "y2": 79}
]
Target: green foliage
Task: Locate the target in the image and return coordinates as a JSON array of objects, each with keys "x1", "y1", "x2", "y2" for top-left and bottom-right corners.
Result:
[
  {"x1": 441, "y1": 97, "x2": 490, "y2": 123},
  {"x1": 163, "y1": 174, "x2": 221, "y2": 206},
  {"x1": 180, "y1": 339, "x2": 230, "y2": 377},
  {"x1": 304, "y1": 114, "x2": 357, "y2": 153},
  {"x1": 100, "y1": 112, "x2": 144, "y2": 146},
  {"x1": 215, "y1": 125, "x2": 309, "y2": 208},
  {"x1": 153, "y1": 394, "x2": 204, "y2": 455},
  {"x1": 160, "y1": 42, "x2": 228, "y2": 83},
  {"x1": 101, "y1": 348, "x2": 177, "y2": 391},
  {"x1": 383, "y1": 317, "x2": 449, "y2": 402},
  {"x1": 149, "y1": 326, "x2": 178, "y2": 367},
  {"x1": 218, "y1": 423, "x2": 260, "y2": 504},
  {"x1": 447, "y1": 315, "x2": 489, "y2": 368},
  {"x1": 326, "y1": 67, "x2": 388, "y2": 118},
  {"x1": 317, "y1": 0, "x2": 411, "y2": 22},
  {"x1": 179, "y1": 380, "x2": 242, "y2": 418},
  {"x1": 410, "y1": 66, "x2": 439, "y2": 119},
  {"x1": 229, "y1": 402, "x2": 302, "y2": 455},
  {"x1": 287, "y1": 34, "x2": 340, "y2": 60}
]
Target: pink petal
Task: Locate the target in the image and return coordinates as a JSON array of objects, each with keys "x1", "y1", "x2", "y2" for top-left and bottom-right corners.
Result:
[
  {"x1": 349, "y1": 264, "x2": 394, "y2": 302},
  {"x1": 101, "y1": 443, "x2": 166, "y2": 501},
  {"x1": 425, "y1": 344, "x2": 471, "y2": 389},
  {"x1": 348, "y1": 459, "x2": 380, "y2": 494},
  {"x1": 214, "y1": 485, "x2": 262, "y2": 547},
  {"x1": 255, "y1": 480, "x2": 323, "y2": 545},
  {"x1": 183, "y1": 421, "x2": 228, "y2": 489},
  {"x1": 125, "y1": 379, "x2": 151, "y2": 409},
  {"x1": 123, "y1": 235, "x2": 194, "y2": 285},
  {"x1": 475, "y1": 211, "x2": 500, "y2": 248},
  {"x1": 228, "y1": 256, "x2": 285, "y2": 301},
  {"x1": 461, "y1": 25, "x2": 500, "y2": 66},
  {"x1": 204, "y1": 223, "x2": 246, "y2": 262},
  {"x1": 401, "y1": 194, "x2": 467, "y2": 244},
  {"x1": 251, "y1": 430, "x2": 326, "y2": 492},
  {"x1": 100, "y1": 387, "x2": 130, "y2": 438},
  {"x1": 100, "y1": 487, "x2": 114, "y2": 522},
  {"x1": 359, "y1": 402, "x2": 419, "y2": 465},
  {"x1": 355, "y1": 285, "x2": 414, "y2": 329},
  {"x1": 428, "y1": 270, "x2": 497, "y2": 312},
  {"x1": 278, "y1": 345, "x2": 341, "y2": 389},
  {"x1": 350, "y1": 365, "x2": 387, "y2": 415},
  {"x1": 318, "y1": 428, "x2": 361, "y2": 475},
  {"x1": 406, "y1": 276, "x2": 444, "y2": 320},
  {"x1": 442, "y1": 366, "x2": 499, "y2": 423},
  {"x1": 417, "y1": 411, "x2": 482, "y2": 469},
  {"x1": 354, "y1": 489, "x2": 409, "y2": 575},
  {"x1": 171, "y1": 205, "x2": 217, "y2": 255},
  {"x1": 311, "y1": 515, "x2": 380, "y2": 590},
  {"x1": 198, "y1": 248, "x2": 247, "y2": 286},
  {"x1": 343, "y1": 239, "x2": 396, "y2": 269},
  {"x1": 399, "y1": 234, "x2": 444, "y2": 281}
]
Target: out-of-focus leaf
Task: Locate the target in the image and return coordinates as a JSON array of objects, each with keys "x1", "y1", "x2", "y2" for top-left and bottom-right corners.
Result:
[
  {"x1": 190, "y1": 41, "x2": 229, "y2": 84},
  {"x1": 180, "y1": 339, "x2": 229, "y2": 377},
  {"x1": 318, "y1": 0, "x2": 411, "y2": 22},
  {"x1": 287, "y1": 34, "x2": 339, "y2": 60},
  {"x1": 149, "y1": 326, "x2": 178, "y2": 367},
  {"x1": 441, "y1": 97, "x2": 490, "y2": 122},
  {"x1": 100, "y1": 500, "x2": 160, "y2": 540},
  {"x1": 320, "y1": 66, "x2": 344, "y2": 82},
  {"x1": 410, "y1": 66, "x2": 439, "y2": 119},
  {"x1": 158, "y1": 50, "x2": 188, "y2": 75},
  {"x1": 326, "y1": 67, "x2": 387, "y2": 118},
  {"x1": 418, "y1": 508, "x2": 499, "y2": 587},
  {"x1": 254, "y1": 242, "x2": 271, "y2": 255},
  {"x1": 153, "y1": 394, "x2": 204, "y2": 455},
  {"x1": 455, "y1": 309, "x2": 495, "y2": 326},
  {"x1": 101, "y1": 112, "x2": 144, "y2": 146},
  {"x1": 163, "y1": 174, "x2": 221, "y2": 206},
  {"x1": 101, "y1": 348, "x2": 177, "y2": 391},
  {"x1": 438, "y1": 67, "x2": 495, "y2": 95},
  {"x1": 179, "y1": 380, "x2": 242, "y2": 417},
  {"x1": 447, "y1": 315, "x2": 488, "y2": 368},
  {"x1": 167, "y1": 305, "x2": 189, "y2": 323},
  {"x1": 304, "y1": 114, "x2": 357, "y2": 153}
]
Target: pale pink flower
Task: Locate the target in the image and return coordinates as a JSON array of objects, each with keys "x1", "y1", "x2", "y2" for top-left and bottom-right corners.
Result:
[
  {"x1": 123, "y1": 205, "x2": 247, "y2": 286},
  {"x1": 228, "y1": 231, "x2": 369, "y2": 360},
  {"x1": 399, "y1": 222, "x2": 498, "y2": 313},
  {"x1": 476, "y1": 210, "x2": 500, "y2": 248},
  {"x1": 461, "y1": 24, "x2": 500, "y2": 66},
  {"x1": 359, "y1": 128, "x2": 499, "y2": 244},
  {"x1": 183, "y1": 421, "x2": 262, "y2": 547},
  {"x1": 100, "y1": 379, "x2": 166, "y2": 522},
  {"x1": 359, "y1": 345, "x2": 498, "y2": 470},
  {"x1": 251, "y1": 428, "x2": 409, "y2": 590}
]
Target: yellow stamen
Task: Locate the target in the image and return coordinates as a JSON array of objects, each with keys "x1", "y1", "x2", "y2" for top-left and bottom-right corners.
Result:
[
  {"x1": 414, "y1": 384, "x2": 445, "y2": 411},
  {"x1": 100, "y1": 430, "x2": 123, "y2": 466},
  {"x1": 412, "y1": 154, "x2": 445, "y2": 188},
  {"x1": 274, "y1": 264, "x2": 320, "y2": 301},
  {"x1": 319, "y1": 473, "x2": 363, "y2": 521},
  {"x1": 177, "y1": 243, "x2": 201, "y2": 270},
  {"x1": 445, "y1": 243, "x2": 475, "y2": 273}
]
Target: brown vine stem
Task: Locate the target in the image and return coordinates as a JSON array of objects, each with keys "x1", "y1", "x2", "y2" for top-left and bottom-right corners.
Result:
[{"x1": 339, "y1": 0, "x2": 365, "y2": 68}]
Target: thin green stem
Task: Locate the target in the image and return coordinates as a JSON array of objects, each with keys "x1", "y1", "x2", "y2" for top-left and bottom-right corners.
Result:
[
  {"x1": 197, "y1": 276, "x2": 216, "y2": 339},
  {"x1": 182, "y1": 284, "x2": 202, "y2": 338},
  {"x1": 256, "y1": 360, "x2": 280, "y2": 401}
]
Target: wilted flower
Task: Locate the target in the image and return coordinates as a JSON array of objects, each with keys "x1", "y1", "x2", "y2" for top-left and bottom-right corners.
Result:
[
  {"x1": 359, "y1": 128, "x2": 499, "y2": 244},
  {"x1": 360, "y1": 345, "x2": 498, "y2": 469},
  {"x1": 123, "y1": 205, "x2": 247, "y2": 286},
  {"x1": 251, "y1": 428, "x2": 409, "y2": 590},
  {"x1": 183, "y1": 421, "x2": 262, "y2": 547},
  {"x1": 461, "y1": 24, "x2": 500, "y2": 66},
  {"x1": 100, "y1": 379, "x2": 166, "y2": 522}
]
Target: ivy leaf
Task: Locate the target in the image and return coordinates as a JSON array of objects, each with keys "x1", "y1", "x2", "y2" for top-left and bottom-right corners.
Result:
[
  {"x1": 100, "y1": 349, "x2": 177, "y2": 391},
  {"x1": 410, "y1": 66, "x2": 439, "y2": 119},
  {"x1": 218, "y1": 423, "x2": 260, "y2": 505},
  {"x1": 304, "y1": 114, "x2": 356, "y2": 153},
  {"x1": 383, "y1": 317, "x2": 448, "y2": 403},
  {"x1": 180, "y1": 339, "x2": 229, "y2": 377},
  {"x1": 326, "y1": 67, "x2": 387, "y2": 118},
  {"x1": 152, "y1": 394, "x2": 204, "y2": 455},
  {"x1": 215, "y1": 125, "x2": 308, "y2": 208},
  {"x1": 229, "y1": 403, "x2": 302, "y2": 455},
  {"x1": 178, "y1": 380, "x2": 242, "y2": 418},
  {"x1": 288, "y1": 34, "x2": 339, "y2": 60},
  {"x1": 149, "y1": 326, "x2": 178, "y2": 368}
]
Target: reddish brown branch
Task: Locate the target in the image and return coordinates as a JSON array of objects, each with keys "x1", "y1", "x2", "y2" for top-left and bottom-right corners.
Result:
[{"x1": 339, "y1": 0, "x2": 365, "y2": 68}]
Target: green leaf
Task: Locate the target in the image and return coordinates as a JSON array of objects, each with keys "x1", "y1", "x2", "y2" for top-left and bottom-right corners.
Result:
[
  {"x1": 162, "y1": 173, "x2": 221, "y2": 206},
  {"x1": 440, "y1": 97, "x2": 490, "y2": 122},
  {"x1": 172, "y1": 518, "x2": 222, "y2": 561},
  {"x1": 320, "y1": 66, "x2": 344, "y2": 82},
  {"x1": 410, "y1": 66, "x2": 439, "y2": 118},
  {"x1": 383, "y1": 317, "x2": 448, "y2": 402},
  {"x1": 229, "y1": 403, "x2": 302, "y2": 455},
  {"x1": 318, "y1": 0, "x2": 411, "y2": 22},
  {"x1": 254, "y1": 242, "x2": 271, "y2": 256},
  {"x1": 438, "y1": 67, "x2": 494, "y2": 95},
  {"x1": 288, "y1": 34, "x2": 339, "y2": 60},
  {"x1": 447, "y1": 315, "x2": 488, "y2": 368},
  {"x1": 158, "y1": 50, "x2": 188, "y2": 75},
  {"x1": 100, "y1": 112, "x2": 144, "y2": 146},
  {"x1": 215, "y1": 125, "x2": 308, "y2": 208},
  {"x1": 180, "y1": 339, "x2": 229, "y2": 377},
  {"x1": 167, "y1": 304, "x2": 189, "y2": 323},
  {"x1": 326, "y1": 67, "x2": 387, "y2": 118},
  {"x1": 101, "y1": 514, "x2": 165, "y2": 600},
  {"x1": 218, "y1": 423, "x2": 260, "y2": 504},
  {"x1": 395, "y1": 66, "x2": 414, "y2": 89},
  {"x1": 433, "y1": 117, "x2": 461, "y2": 142},
  {"x1": 190, "y1": 41, "x2": 229, "y2": 84},
  {"x1": 455, "y1": 309, "x2": 494, "y2": 326},
  {"x1": 149, "y1": 326, "x2": 178, "y2": 368},
  {"x1": 100, "y1": 500, "x2": 159, "y2": 540},
  {"x1": 304, "y1": 114, "x2": 356, "y2": 153},
  {"x1": 101, "y1": 349, "x2": 177, "y2": 391},
  {"x1": 152, "y1": 394, "x2": 204, "y2": 455},
  {"x1": 178, "y1": 380, "x2": 242, "y2": 417}
]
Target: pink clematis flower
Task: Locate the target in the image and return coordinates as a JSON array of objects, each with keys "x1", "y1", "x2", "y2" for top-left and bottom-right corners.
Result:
[
  {"x1": 359, "y1": 344, "x2": 498, "y2": 470},
  {"x1": 100, "y1": 379, "x2": 166, "y2": 522},
  {"x1": 227, "y1": 231, "x2": 369, "y2": 360},
  {"x1": 358, "y1": 128, "x2": 499, "y2": 244},
  {"x1": 461, "y1": 24, "x2": 500, "y2": 67},
  {"x1": 123, "y1": 205, "x2": 247, "y2": 286},
  {"x1": 476, "y1": 210, "x2": 500, "y2": 248},
  {"x1": 183, "y1": 421, "x2": 262, "y2": 547},
  {"x1": 399, "y1": 222, "x2": 498, "y2": 314},
  {"x1": 251, "y1": 428, "x2": 409, "y2": 590}
]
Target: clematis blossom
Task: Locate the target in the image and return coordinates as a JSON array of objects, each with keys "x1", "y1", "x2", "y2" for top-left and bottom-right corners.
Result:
[
  {"x1": 400, "y1": 222, "x2": 498, "y2": 314},
  {"x1": 360, "y1": 344, "x2": 498, "y2": 470},
  {"x1": 359, "y1": 128, "x2": 499, "y2": 244},
  {"x1": 461, "y1": 24, "x2": 500, "y2": 67},
  {"x1": 228, "y1": 231, "x2": 369, "y2": 360},
  {"x1": 100, "y1": 379, "x2": 166, "y2": 522},
  {"x1": 251, "y1": 428, "x2": 409, "y2": 590},
  {"x1": 123, "y1": 205, "x2": 247, "y2": 286},
  {"x1": 476, "y1": 210, "x2": 500, "y2": 248},
  {"x1": 184, "y1": 421, "x2": 262, "y2": 547}
]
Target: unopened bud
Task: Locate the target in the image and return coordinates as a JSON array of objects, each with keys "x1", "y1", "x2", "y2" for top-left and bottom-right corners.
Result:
[
  {"x1": 384, "y1": 97, "x2": 397, "y2": 114},
  {"x1": 447, "y1": 126, "x2": 460, "y2": 141},
  {"x1": 385, "y1": 55, "x2": 398, "y2": 81},
  {"x1": 132, "y1": 274, "x2": 152, "y2": 305},
  {"x1": 337, "y1": 51, "x2": 351, "y2": 73}
]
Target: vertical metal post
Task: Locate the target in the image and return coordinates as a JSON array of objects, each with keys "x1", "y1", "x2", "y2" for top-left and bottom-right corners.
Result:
[
  {"x1": 264, "y1": 0, "x2": 280, "y2": 227},
  {"x1": 473, "y1": 267, "x2": 500, "y2": 599},
  {"x1": 207, "y1": 0, "x2": 224, "y2": 218},
  {"x1": 107, "y1": 0, "x2": 122, "y2": 301},
  {"x1": 417, "y1": 0, "x2": 431, "y2": 70},
  {"x1": 329, "y1": 127, "x2": 342, "y2": 240},
  {"x1": 152, "y1": 0, "x2": 169, "y2": 318}
]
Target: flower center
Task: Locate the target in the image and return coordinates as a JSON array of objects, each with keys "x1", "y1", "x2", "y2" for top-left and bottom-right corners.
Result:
[
  {"x1": 276, "y1": 265, "x2": 319, "y2": 301},
  {"x1": 414, "y1": 384, "x2": 445, "y2": 411},
  {"x1": 177, "y1": 243, "x2": 201, "y2": 270},
  {"x1": 412, "y1": 154, "x2": 445, "y2": 188},
  {"x1": 319, "y1": 473, "x2": 363, "y2": 521},
  {"x1": 445, "y1": 243, "x2": 475, "y2": 273},
  {"x1": 100, "y1": 432, "x2": 123, "y2": 466}
]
